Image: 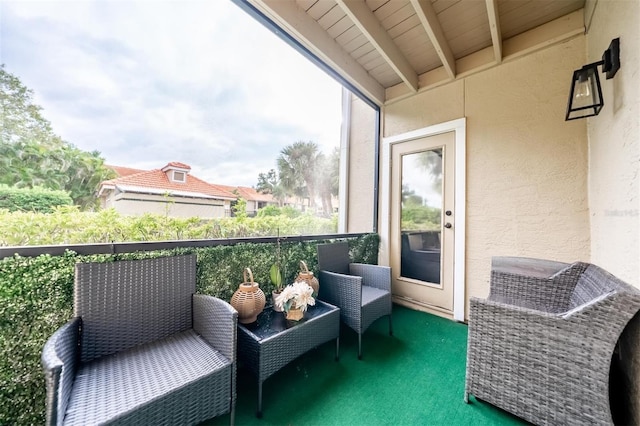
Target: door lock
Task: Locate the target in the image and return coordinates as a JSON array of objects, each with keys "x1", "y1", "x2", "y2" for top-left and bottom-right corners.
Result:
[{"x1": 444, "y1": 223, "x2": 452, "y2": 229}]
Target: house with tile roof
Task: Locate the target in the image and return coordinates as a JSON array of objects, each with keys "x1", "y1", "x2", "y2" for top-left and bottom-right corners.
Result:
[
  {"x1": 98, "y1": 162, "x2": 238, "y2": 218},
  {"x1": 216, "y1": 184, "x2": 310, "y2": 217}
]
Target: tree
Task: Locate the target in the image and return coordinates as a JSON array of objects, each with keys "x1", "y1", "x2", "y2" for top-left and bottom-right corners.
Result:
[
  {"x1": 316, "y1": 147, "x2": 340, "y2": 217},
  {"x1": 277, "y1": 141, "x2": 321, "y2": 209},
  {"x1": 416, "y1": 148, "x2": 443, "y2": 193},
  {"x1": 255, "y1": 169, "x2": 287, "y2": 206},
  {"x1": 0, "y1": 65, "x2": 115, "y2": 209},
  {"x1": 256, "y1": 169, "x2": 277, "y2": 194}
]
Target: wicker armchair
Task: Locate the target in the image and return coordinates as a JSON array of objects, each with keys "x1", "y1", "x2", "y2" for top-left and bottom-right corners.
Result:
[
  {"x1": 42, "y1": 255, "x2": 237, "y2": 425},
  {"x1": 317, "y1": 242, "x2": 392, "y2": 359},
  {"x1": 464, "y1": 256, "x2": 640, "y2": 425}
]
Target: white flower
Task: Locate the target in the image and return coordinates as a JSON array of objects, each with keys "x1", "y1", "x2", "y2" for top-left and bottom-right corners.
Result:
[{"x1": 275, "y1": 281, "x2": 316, "y2": 312}]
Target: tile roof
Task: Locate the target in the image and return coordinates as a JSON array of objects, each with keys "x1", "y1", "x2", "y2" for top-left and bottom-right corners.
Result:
[
  {"x1": 106, "y1": 164, "x2": 148, "y2": 177},
  {"x1": 100, "y1": 163, "x2": 236, "y2": 200},
  {"x1": 162, "y1": 162, "x2": 191, "y2": 171},
  {"x1": 217, "y1": 184, "x2": 276, "y2": 203}
]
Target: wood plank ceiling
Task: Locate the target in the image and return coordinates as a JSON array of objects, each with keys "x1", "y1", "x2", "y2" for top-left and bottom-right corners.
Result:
[{"x1": 247, "y1": 0, "x2": 586, "y2": 105}]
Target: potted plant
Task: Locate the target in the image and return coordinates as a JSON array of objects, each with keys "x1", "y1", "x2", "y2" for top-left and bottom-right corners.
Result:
[{"x1": 274, "y1": 281, "x2": 316, "y2": 321}]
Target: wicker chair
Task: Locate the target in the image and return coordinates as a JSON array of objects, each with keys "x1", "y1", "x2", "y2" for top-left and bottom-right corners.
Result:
[
  {"x1": 42, "y1": 255, "x2": 237, "y2": 425},
  {"x1": 317, "y1": 242, "x2": 392, "y2": 359},
  {"x1": 464, "y1": 256, "x2": 640, "y2": 425}
]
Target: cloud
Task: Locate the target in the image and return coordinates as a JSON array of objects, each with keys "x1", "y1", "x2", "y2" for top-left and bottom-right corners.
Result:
[{"x1": 1, "y1": 0, "x2": 343, "y2": 187}]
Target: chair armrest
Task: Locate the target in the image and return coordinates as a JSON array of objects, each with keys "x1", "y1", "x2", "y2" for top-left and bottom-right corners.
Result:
[
  {"x1": 193, "y1": 294, "x2": 238, "y2": 362},
  {"x1": 42, "y1": 317, "x2": 81, "y2": 426},
  {"x1": 489, "y1": 262, "x2": 588, "y2": 313},
  {"x1": 350, "y1": 263, "x2": 391, "y2": 292},
  {"x1": 319, "y1": 270, "x2": 362, "y2": 320},
  {"x1": 562, "y1": 290, "x2": 640, "y2": 332}
]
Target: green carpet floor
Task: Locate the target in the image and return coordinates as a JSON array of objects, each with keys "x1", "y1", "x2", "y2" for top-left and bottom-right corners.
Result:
[{"x1": 205, "y1": 305, "x2": 527, "y2": 426}]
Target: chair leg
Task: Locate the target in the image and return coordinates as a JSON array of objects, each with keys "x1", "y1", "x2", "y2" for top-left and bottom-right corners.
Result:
[
  {"x1": 388, "y1": 314, "x2": 393, "y2": 336},
  {"x1": 358, "y1": 333, "x2": 362, "y2": 360}
]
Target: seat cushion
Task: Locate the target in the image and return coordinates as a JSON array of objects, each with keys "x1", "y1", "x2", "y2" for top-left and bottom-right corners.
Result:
[
  {"x1": 361, "y1": 285, "x2": 391, "y2": 333},
  {"x1": 64, "y1": 330, "x2": 232, "y2": 425},
  {"x1": 362, "y1": 285, "x2": 389, "y2": 306}
]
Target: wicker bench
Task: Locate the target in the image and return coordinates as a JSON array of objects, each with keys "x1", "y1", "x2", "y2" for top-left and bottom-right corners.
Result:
[
  {"x1": 464, "y1": 256, "x2": 640, "y2": 425},
  {"x1": 42, "y1": 255, "x2": 237, "y2": 425}
]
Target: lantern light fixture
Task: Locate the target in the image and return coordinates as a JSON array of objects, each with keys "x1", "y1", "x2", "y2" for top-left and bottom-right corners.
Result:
[{"x1": 565, "y1": 38, "x2": 620, "y2": 121}]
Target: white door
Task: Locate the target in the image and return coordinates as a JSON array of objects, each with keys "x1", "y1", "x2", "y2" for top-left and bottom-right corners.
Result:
[
  {"x1": 379, "y1": 118, "x2": 466, "y2": 321},
  {"x1": 381, "y1": 119, "x2": 465, "y2": 320}
]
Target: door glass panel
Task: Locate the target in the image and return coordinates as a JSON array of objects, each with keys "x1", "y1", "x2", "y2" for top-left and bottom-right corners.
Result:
[{"x1": 400, "y1": 148, "x2": 443, "y2": 284}]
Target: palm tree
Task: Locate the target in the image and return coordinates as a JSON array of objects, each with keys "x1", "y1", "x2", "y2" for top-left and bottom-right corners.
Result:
[
  {"x1": 316, "y1": 147, "x2": 340, "y2": 217},
  {"x1": 277, "y1": 141, "x2": 322, "y2": 209}
]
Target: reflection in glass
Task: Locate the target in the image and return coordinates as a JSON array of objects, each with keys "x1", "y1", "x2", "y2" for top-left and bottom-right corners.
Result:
[{"x1": 400, "y1": 149, "x2": 443, "y2": 284}]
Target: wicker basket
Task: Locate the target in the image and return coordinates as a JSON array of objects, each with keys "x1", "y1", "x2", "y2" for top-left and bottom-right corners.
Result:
[
  {"x1": 296, "y1": 261, "x2": 319, "y2": 297},
  {"x1": 230, "y1": 268, "x2": 266, "y2": 324}
]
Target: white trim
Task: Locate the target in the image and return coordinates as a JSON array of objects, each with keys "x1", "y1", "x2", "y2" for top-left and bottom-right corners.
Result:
[
  {"x1": 97, "y1": 184, "x2": 115, "y2": 197},
  {"x1": 381, "y1": 117, "x2": 466, "y2": 322},
  {"x1": 114, "y1": 184, "x2": 236, "y2": 201}
]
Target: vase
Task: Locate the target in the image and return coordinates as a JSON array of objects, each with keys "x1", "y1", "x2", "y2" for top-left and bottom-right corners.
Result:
[
  {"x1": 230, "y1": 268, "x2": 266, "y2": 324},
  {"x1": 296, "y1": 260, "x2": 319, "y2": 297},
  {"x1": 272, "y1": 290, "x2": 283, "y2": 312},
  {"x1": 286, "y1": 307, "x2": 304, "y2": 321}
]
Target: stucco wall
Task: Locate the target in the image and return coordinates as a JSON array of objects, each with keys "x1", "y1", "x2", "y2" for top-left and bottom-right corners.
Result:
[
  {"x1": 108, "y1": 192, "x2": 228, "y2": 218},
  {"x1": 586, "y1": 1, "x2": 640, "y2": 423},
  {"x1": 587, "y1": 0, "x2": 640, "y2": 287},
  {"x1": 380, "y1": 37, "x2": 590, "y2": 314},
  {"x1": 346, "y1": 95, "x2": 376, "y2": 232}
]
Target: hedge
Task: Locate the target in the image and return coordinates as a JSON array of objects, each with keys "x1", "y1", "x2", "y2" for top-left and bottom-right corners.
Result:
[
  {"x1": 0, "y1": 233, "x2": 379, "y2": 425},
  {"x1": 0, "y1": 185, "x2": 73, "y2": 213},
  {"x1": 0, "y1": 207, "x2": 337, "y2": 246}
]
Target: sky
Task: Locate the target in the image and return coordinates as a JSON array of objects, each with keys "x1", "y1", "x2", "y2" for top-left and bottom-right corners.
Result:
[{"x1": 0, "y1": 0, "x2": 344, "y2": 187}]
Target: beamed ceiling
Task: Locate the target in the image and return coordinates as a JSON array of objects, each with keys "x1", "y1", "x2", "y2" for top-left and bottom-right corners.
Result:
[{"x1": 246, "y1": 0, "x2": 588, "y2": 105}]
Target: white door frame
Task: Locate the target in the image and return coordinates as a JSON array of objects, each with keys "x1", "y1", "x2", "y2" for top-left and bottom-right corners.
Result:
[{"x1": 380, "y1": 118, "x2": 466, "y2": 321}]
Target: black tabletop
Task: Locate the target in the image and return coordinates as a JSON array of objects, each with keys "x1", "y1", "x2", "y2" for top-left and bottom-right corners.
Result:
[{"x1": 238, "y1": 300, "x2": 335, "y2": 340}]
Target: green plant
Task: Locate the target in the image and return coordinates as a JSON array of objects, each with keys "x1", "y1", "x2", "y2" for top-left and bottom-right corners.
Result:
[
  {"x1": 269, "y1": 234, "x2": 284, "y2": 292},
  {"x1": 257, "y1": 204, "x2": 281, "y2": 217},
  {"x1": 0, "y1": 185, "x2": 73, "y2": 212},
  {"x1": 0, "y1": 208, "x2": 337, "y2": 246}
]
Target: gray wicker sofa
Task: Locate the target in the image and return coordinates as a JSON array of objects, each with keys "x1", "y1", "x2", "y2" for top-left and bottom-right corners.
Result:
[
  {"x1": 464, "y1": 256, "x2": 640, "y2": 425},
  {"x1": 42, "y1": 255, "x2": 237, "y2": 425}
]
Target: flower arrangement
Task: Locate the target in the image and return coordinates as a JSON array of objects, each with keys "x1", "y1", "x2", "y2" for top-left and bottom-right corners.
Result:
[{"x1": 274, "y1": 281, "x2": 316, "y2": 313}]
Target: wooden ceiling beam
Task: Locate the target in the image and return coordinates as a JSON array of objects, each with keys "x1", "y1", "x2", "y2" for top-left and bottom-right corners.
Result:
[
  {"x1": 485, "y1": 0, "x2": 503, "y2": 64},
  {"x1": 385, "y1": 9, "x2": 584, "y2": 104},
  {"x1": 252, "y1": 0, "x2": 386, "y2": 105},
  {"x1": 409, "y1": 0, "x2": 456, "y2": 79},
  {"x1": 335, "y1": 0, "x2": 418, "y2": 93}
]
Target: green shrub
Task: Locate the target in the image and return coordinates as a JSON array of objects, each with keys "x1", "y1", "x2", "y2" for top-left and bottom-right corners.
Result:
[
  {"x1": 0, "y1": 185, "x2": 73, "y2": 213},
  {"x1": 0, "y1": 208, "x2": 337, "y2": 246},
  {"x1": 0, "y1": 233, "x2": 379, "y2": 425},
  {"x1": 280, "y1": 205, "x2": 302, "y2": 218},
  {"x1": 256, "y1": 204, "x2": 281, "y2": 217}
]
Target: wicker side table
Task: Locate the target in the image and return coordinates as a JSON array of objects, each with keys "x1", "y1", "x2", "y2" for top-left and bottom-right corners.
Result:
[{"x1": 237, "y1": 300, "x2": 340, "y2": 417}]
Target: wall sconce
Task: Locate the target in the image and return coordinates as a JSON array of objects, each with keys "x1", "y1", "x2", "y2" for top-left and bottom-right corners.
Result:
[{"x1": 565, "y1": 38, "x2": 620, "y2": 121}]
